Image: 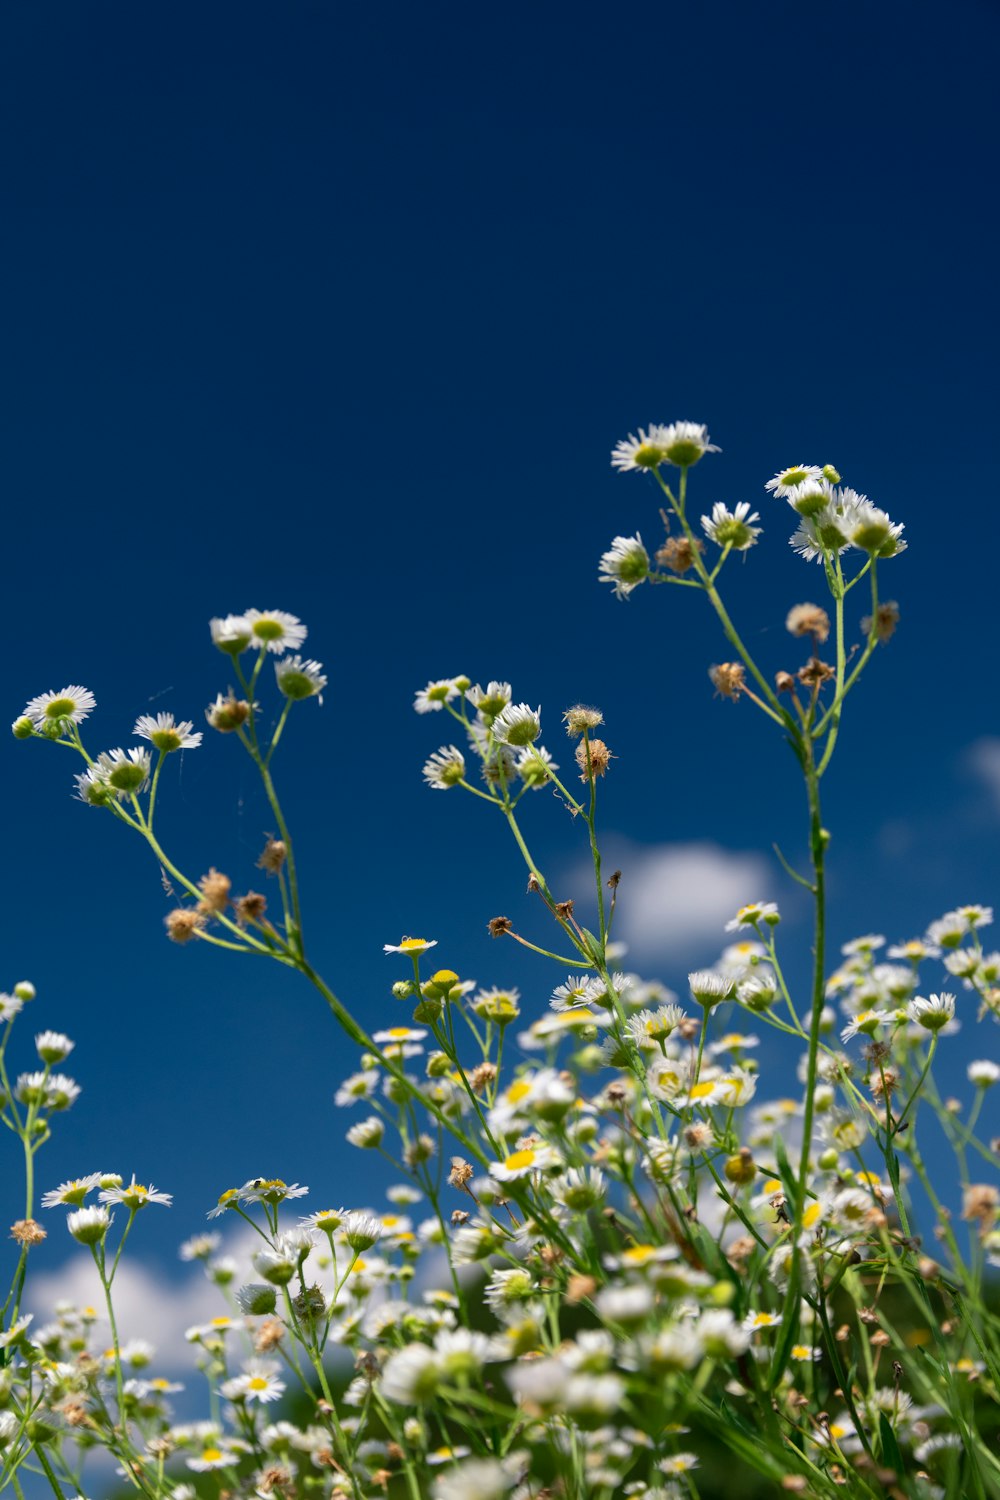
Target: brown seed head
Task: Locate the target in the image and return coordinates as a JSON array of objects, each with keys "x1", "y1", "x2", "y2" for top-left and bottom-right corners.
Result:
[
  {"x1": 254, "y1": 1318, "x2": 285, "y2": 1353},
  {"x1": 962, "y1": 1184, "x2": 1000, "y2": 1226},
  {"x1": 10, "y1": 1218, "x2": 46, "y2": 1247},
  {"x1": 235, "y1": 891, "x2": 268, "y2": 926},
  {"x1": 565, "y1": 1273, "x2": 597, "y2": 1304},
  {"x1": 709, "y1": 662, "x2": 746, "y2": 700},
  {"x1": 58, "y1": 1399, "x2": 91, "y2": 1429},
  {"x1": 786, "y1": 602, "x2": 831, "y2": 643},
  {"x1": 450, "y1": 1209, "x2": 469, "y2": 1225},
  {"x1": 656, "y1": 535, "x2": 703, "y2": 573},
  {"x1": 257, "y1": 838, "x2": 287, "y2": 874},
  {"x1": 775, "y1": 670, "x2": 796, "y2": 694},
  {"x1": 562, "y1": 705, "x2": 604, "y2": 737},
  {"x1": 797, "y1": 656, "x2": 835, "y2": 689},
  {"x1": 725, "y1": 1234, "x2": 756, "y2": 1273},
  {"x1": 555, "y1": 899, "x2": 575, "y2": 920},
  {"x1": 870, "y1": 1068, "x2": 898, "y2": 1101},
  {"x1": 487, "y1": 915, "x2": 513, "y2": 937},
  {"x1": 206, "y1": 694, "x2": 251, "y2": 733},
  {"x1": 165, "y1": 908, "x2": 207, "y2": 945},
  {"x1": 862, "y1": 600, "x2": 900, "y2": 643},
  {"x1": 576, "y1": 738, "x2": 612, "y2": 780},
  {"x1": 449, "y1": 1157, "x2": 475, "y2": 1191},
  {"x1": 469, "y1": 1062, "x2": 497, "y2": 1094},
  {"x1": 197, "y1": 868, "x2": 232, "y2": 914},
  {"x1": 685, "y1": 1122, "x2": 713, "y2": 1150}
]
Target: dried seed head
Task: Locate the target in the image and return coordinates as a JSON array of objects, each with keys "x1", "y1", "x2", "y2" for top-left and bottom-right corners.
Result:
[
  {"x1": 576, "y1": 738, "x2": 612, "y2": 780},
  {"x1": 684, "y1": 1122, "x2": 713, "y2": 1150},
  {"x1": 562, "y1": 705, "x2": 604, "y2": 737},
  {"x1": 709, "y1": 662, "x2": 745, "y2": 700},
  {"x1": 450, "y1": 1209, "x2": 469, "y2": 1225},
  {"x1": 962, "y1": 1184, "x2": 1000, "y2": 1226},
  {"x1": 797, "y1": 657, "x2": 835, "y2": 688},
  {"x1": 870, "y1": 1068, "x2": 898, "y2": 1100},
  {"x1": 862, "y1": 600, "x2": 900, "y2": 643},
  {"x1": 449, "y1": 1157, "x2": 474, "y2": 1190},
  {"x1": 165, "y1": 908, "x2": 207, "y2": 945},
  {"x1": 254, "y1": 1318, "x2": 285, "y2": 1353},
  {"x1": 555, "y1": 899, "x2": 575, "y2": 920},
  {"x1": 235, "y1": 891, "x2": 268, "y2": 926},
  {"x1": 206, "y1": 694, "x2": 251, "y2": 733},
  {"x1": 786, "y1": 603, "x2": 831, "y2": 643},
  {"x1": 10, "y1": 1218, "x2": 46, "y2": 1247},
  {"x1": 257, "y1": 838, "x2": 287, "y2": 874},
  {"x1": 487, "y1": 916, "x2": 513, "y2": 937},
  {"x1": 775, "y1": 670, "x2": 796, "y2": 694},
  {"x1": 726, "y1": 1235, "x2": 756, "y2": 1273},
  {"x1": 197, "y1": 868, "x2": 232, "y2": 914},
  {"x1": 656, "y1": 535, "x2": 703, "y2": 573},
  {"x1": 469, "y1": 1062, "x2": 497, "y2": 1094}
]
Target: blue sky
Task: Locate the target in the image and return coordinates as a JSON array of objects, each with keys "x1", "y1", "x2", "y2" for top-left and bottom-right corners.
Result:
[{"x1": 3, "y1": 1, "x2": 999, "y2": 1343}]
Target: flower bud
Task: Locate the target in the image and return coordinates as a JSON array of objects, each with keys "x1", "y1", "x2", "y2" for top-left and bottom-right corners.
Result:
[
  {"x1": 724, "y1": 1149, "x2": 757, "y2": 1187},
  {"x1": 11, "y1": 717, "x2": 33, "y2": 740}
]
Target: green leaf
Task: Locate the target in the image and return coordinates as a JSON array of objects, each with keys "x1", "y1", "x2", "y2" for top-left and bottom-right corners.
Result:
[{"x1": 878, "y1": 1411, "x2": 904, "y2": 1477}]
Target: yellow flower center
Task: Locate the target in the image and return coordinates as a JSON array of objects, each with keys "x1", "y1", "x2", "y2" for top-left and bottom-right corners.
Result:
[{"x1": 503, "y1": 1149, "x2": 536, "y2": 1172}]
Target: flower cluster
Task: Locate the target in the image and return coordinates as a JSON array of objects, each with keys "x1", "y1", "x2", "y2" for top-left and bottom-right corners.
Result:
[{"x1": 5, "y1": 426, "x2": 999, "y2": 1500}]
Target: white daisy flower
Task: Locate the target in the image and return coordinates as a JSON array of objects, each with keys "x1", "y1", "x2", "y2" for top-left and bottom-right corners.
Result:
[
  {"x1": 67, "y1": 1205, "x2": 112, "y2": 1244},
  {"x1": 491, "y1": 702, "x2": 542, "y2": 747},
  {"x1": 907, "y1": 992, "x2": 956, "y2": 1031},
  {"x1": 839, "y1": 492, "x2": 906, "y2": 558},
  {"x1": 99, "y1": 1176, "x2": 172, "y2": 1210},
  {"x1": 35, "y1": 1031, "x2": 74, "y2": 1064},
  {"x1": 244, "y1": 608, "x2": 307, "y2": 653},
  {"x1": 187, "y1": 1447, "x2": 240, "y2": 1473},
  {"x1": 515, "y1": 744, "x2": 558, "y2": 788},
  {"x1": 887, "y1": 937, "x2": 940, "y2": 961},
  {"x1": 238, "y1": 1178, "x2": 308, "y2": 1206},
  {"x1": 489, "y1": 1144, "x2": 560, "y2": 1181},
  {"x1": 384, "y1": 936, "x2": 438, "y2": 956},
  {"x1": 41, "y1": 1174, "x2": 102, "y2": 1209},
  {"x1": 179, "y1": 1232, "x2": 221, "y2": 1261},
  {"x1": 467, "y1": 682, "x2": 511, "y2": 718},
  {"x1": 701, "y1": 501, "x2": 762, "y2": 551},
  {"x1": 231, "y1": 1360, "x2": 286, "y2": 1404},
  {"x1": 381, "y1": 1344, "x2": 442, "y2": 1405},
  {"x1": 274, "y1": 656, "x2": 327, "y2": 701},
  {"x1": 0, "y1": 1315, "x2": 33, "y2": 1349},
  {"x1": 598, "y1": 533, "x2": 649, "y2": 599},
  {"x1": 93, "y1": 747, "x2": 153, "y2": 797},
  {"x1": 610, "y1": 423, "x2": 677, "y2": 472},
  {"x1": 840, "y1": 1009, "x2": 890, "y2": 1042},
  {"x1": 764, "y1": 463, "x2": 824, "y2": 498},
  {"x1": 341, "y1": 1211, "x2": 383, "y2": 1251},
  {"x1": 423, "y1": 745, "x2": 466, "y2": 790},
  {"x1": 969, "y1": 1060, "x2": 1000, "y2": 1088},
  {"x1": 22, "y1": 685, "x2": 96, "y2": 731},
  {"x1": 549, "y1": 975, "x2": 593, "y2": 1010},
  {"x1": 725, "y1": 901, "x2": 780, "y2": 931},
  {"x1": 414, "y1": 679, "x2": 459, "y2": 714},
  {"x1": 133, "y1": 713, "x2": 203, "y2": 752},
  {"x1": 209, "y1": 614, "x2": 254, "y2": 654},
  {"x1": 688, "y1": 970, "x2": 735, "y2": 1006}
]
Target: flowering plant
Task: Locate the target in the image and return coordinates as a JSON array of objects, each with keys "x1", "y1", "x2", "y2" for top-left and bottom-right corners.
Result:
[{"x1": 3, "y1": 426, "x2": 999, "y2": 1500}]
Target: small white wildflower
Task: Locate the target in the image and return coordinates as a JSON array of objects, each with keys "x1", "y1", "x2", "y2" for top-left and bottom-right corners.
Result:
[
  {"x1": 423, "y1": 745, "x2": 466, "y2": 790},
  {"x1": 22, "y1": 686, "x2": 96, "y2": 731},
  {"x1": 598, "y1": 533, "x2": 649, "y2": 599},
  {"x1": 34, "y1": 1031, "x2": 74, "y2": 1064},
  {"x1": 906, "y1": 992, "x2": 956, "y2": 1032},
  {"x1": 701, "y1": 501, "x2": 761, "y2": 551},
  {"x1": 245, "y1": 608, "x2": 307, "y2": 653},
  {"x1": 491, "y1": 702, "x2": 542, "y2": 747},
  {"x1": 67, "y1": 1206, "x2": 112, "y2": 1245},
  {"x1": 969, "y1": 1060, "x2": 1000, "y2": 1088},
  {"x1": 210, "y1": 614, "x2": 254, "y2": 654},
  {"x1": 274, "y1": 656, "x2": 327, "y2": 701},
  {"x1": 414, "y1": 679, "x2": 459, "y2": 713},
  {"x1": 133, "y1": 713, "x2": 203, "y2": 751}
]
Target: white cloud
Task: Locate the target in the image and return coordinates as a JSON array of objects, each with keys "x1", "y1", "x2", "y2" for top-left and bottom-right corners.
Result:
[
  {"x1": 27, "y1": 1250, "x2": 224, "y2": 1372},
  {"x1": 965, "y1": 737, "x2": 1000, "y2": 815},
  {"x1": 598, "y1": 839, "x2": 773, "y2": 964}
]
